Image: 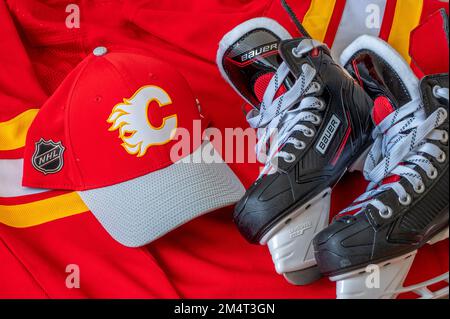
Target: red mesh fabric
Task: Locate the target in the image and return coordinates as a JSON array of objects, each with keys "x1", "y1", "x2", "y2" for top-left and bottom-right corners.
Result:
[
  {"x1": 372, "y1": 95, "x2": 395, "y2": 125},
  {"x1": 253, "y1": 72, "x2": 287, "y2": 104}
]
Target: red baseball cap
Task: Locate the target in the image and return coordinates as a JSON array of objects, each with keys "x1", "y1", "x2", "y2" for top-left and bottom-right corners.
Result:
[{"x1": 23, "y1": 46, "x2": 244, "y2": 247}]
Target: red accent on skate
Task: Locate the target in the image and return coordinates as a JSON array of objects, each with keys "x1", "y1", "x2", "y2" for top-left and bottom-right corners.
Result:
[
  {"x1": 381, "y1": 175, "x2": 401, "y2": 185},
  {"x1": 331, "y1": 111, "x2": 352, "y2": 166},
  {"x1": 253, "y1": 72, "x2": 287, "y2": 103},
  {"x1": 372, "y1": 96, "x2": 395, "y2": 125},
  {"x1": 352, "y1": 59, "x2": 364, "y2": 88},
  {"x1": 371, "y1": 97, "x2": 403, "y2": 184},
  {"x1": 311, "y1": 47, "x2": 319, "y2": 57}
]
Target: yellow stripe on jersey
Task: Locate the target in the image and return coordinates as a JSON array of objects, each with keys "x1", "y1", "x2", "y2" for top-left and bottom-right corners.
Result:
[
  {"x1": 0, "y1": 192, "x2": 88, "y2": 228},
  {"x1": 0, "y1": 109, "x2": 38, "y2": 151},
  {"x1": 388, "y1": 0, "x2": 424, "y2": 63},
  {"x1": 302, "y1": 0, "x2": 337, "y2": 42}
]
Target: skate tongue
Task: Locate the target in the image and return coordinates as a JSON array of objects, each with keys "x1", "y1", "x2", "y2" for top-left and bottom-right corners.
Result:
[
  {"x1": 251, "y1": 37, "x2": 318, "y2": 105},
  {"x1": 252, "y1": 71, "x2": 288, "y2": 106},
  {"x1": 372, "y1": 96, "x2": 402, "y2": 185},
  {"x1": 372, "y1": 96, "x2": 396, "y2": 125},
  {"x1": 223, "y1": 33, "x2": 284, "y2": 110},
  {"x1": 217, "y1": 19, "x2": 292, "y2": 110}
]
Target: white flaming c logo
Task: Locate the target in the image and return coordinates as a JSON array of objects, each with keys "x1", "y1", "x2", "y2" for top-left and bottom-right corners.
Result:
[{"x1": 107, "y1": 86, "x2": 177, "y2": 157}]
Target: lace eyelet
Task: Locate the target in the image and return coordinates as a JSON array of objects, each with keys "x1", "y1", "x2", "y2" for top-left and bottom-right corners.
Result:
[
  {"x1": 398, "y1": 194, "x2": 412, "y2": 206},
  {"x1": 304, "y1": 129, "x2": 315, "y2": 137},
  {"x1": 294, "y1": 141, "x2": 306, "y2": 150},
  {"x1": 284, "y1": 153, "x2": 296, "y2": 163},
  {"x1": 437, "y1": 152, "x2": 447, "y2": 163},
  {"x1": 438, "y1": 108, "x2": 449, "y2": 122},
  {"x1": 312, "y1": 115, "x2": 321, "y2": 125},
  {"x1": 317, "y1": 99, "x2": 326, "y2": 111},
  {"x1": 441, "y1": 131, "x2": 449, "y2": 144},
  {"x1": 433, "y1": 85, "x2": 442, "y2": 99},
  {"x1": 292, "y1": 47, "x2": 301, "y2": 58},
  {"x1": 310, "y1": 82, "x2": 321, "y2": 92},
  {"x1": 344, "y1": 217, "x2": 355, "y2": 224},
  {"x1": 379, "y1": 206, "x2": 393, "y2": 219},
  {"x1": 427, "y1": 168, "x2": 438, "y2": 180},
  {"x1": 414, "y1": 183, "x2": 425, "y2": 194}
]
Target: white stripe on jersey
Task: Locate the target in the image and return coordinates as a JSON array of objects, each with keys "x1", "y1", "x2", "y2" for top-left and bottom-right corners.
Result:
[
  {"x1": 331, "y1": 0, "x2": 387, "y2": 59},
  {"x1": 0, "y1": 159, "x2": 48, "y2": 197}
]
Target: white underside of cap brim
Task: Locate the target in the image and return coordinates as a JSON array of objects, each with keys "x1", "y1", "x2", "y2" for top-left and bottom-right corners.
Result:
[
  {"x1": 216, "y1": 17, "x2": 292, "y2": 105},
  {"x1": 78, "y1": 141, "x2": 245, "y2": 247},
  {"x1": 340, "y1": 35, "x2": 420, "y2": 100}
]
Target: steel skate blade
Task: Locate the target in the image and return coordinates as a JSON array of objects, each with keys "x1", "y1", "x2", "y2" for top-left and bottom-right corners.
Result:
[{"x1": 284, "y1": 265, "x2": 322, "y2": 286}]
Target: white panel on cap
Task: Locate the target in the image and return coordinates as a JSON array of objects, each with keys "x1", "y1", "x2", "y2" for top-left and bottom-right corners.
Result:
[{"x1": 79, "y1": 141, "x2": 245, "y2": 247}]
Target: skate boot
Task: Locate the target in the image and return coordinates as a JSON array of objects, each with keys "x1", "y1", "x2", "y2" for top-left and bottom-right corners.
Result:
[
  {"x1": 313, "y1": 35, "x2": 449, "y2": 299},
  {"x1": 216, "y1": 18, "x2": 374, "y2": 285}
]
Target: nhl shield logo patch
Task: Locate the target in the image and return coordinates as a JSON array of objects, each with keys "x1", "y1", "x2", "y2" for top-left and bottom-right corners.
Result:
[{"x1": 32, "y1": 139, "x2": 65, "y2": 174}]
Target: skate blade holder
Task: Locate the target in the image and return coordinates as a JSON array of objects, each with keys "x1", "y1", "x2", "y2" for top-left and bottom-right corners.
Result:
[
  {"x1": 259, "y1": 188, "x2": 332, "y2": 285},
  {"x1": 329, "y1": 227, "x2": 449, "y2": 299}
]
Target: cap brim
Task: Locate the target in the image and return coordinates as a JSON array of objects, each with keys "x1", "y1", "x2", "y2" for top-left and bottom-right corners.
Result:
[{"x1": 78, "y1": 142, "x2": 245, "y2": 247}]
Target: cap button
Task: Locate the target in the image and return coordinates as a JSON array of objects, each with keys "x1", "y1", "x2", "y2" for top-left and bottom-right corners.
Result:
[{"x1": 93, "y1": 46, "x2": 108, "y2": 56}]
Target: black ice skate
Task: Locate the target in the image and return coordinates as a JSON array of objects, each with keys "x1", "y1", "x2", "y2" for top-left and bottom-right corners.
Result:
[
  {"x1": 216, "y1": 18, "x2": 374, "y2": 285},
  {"x1": 313, "y1": 35, "x2": 449, "y2": 298}
]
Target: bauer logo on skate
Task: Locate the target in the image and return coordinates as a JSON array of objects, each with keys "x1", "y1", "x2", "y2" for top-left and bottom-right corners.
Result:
[
  {"x1": 289, "y1": 221, "x2": 313, "y2": 239},
  {"x1": 107, "y1": 85, "x2": 178, "y2": 157},
  {"x1": 230, "y1": 42, "x2": 279, "y2": 65},
  {"x1": 316, "y1": 115, "x2": 341, "y2": 155}
]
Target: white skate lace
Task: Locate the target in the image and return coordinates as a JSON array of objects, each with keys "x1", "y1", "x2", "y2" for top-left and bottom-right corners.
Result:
[
  {"x1": 340, "y1": 86, "x2": 449, "y2": 218},
  {"x1": 246, "y1": 39, "x2": 327, "y2": 176}
]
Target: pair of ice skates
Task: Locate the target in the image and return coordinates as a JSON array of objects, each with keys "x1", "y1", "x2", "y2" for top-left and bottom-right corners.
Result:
[{"x1": 216, "y1": 17, "x2": 449, "y2": 299}]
